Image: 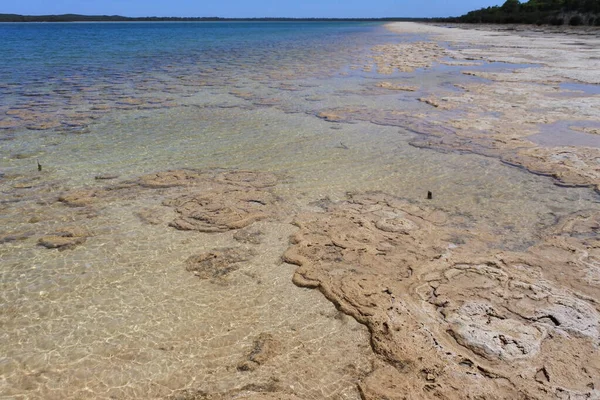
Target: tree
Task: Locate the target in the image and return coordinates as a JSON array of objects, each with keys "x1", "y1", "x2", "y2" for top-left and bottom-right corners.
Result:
[{"x1": 501, "y1": 0, "x2": 522, "y2": 13}]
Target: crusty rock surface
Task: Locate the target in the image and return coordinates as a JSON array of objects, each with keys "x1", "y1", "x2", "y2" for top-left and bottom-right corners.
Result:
[
  {"x1": 165, "y1": 188, "x2": 280, "y2": 232},
  {"x1": 371, "y1": 42, "x2": 447, "y2": 74},
  {"x1": 379, "y1": 22, "x2": 600, "y2": 192},
  {"x1": 284, "y1": 192, "x2": 600, "y2": 399}
]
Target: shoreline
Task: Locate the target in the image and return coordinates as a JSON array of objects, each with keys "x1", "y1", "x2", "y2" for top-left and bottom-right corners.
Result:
[
  {"x1": 372, "y1": 22, "x2": 600, "y2": 192},
  {"x1": 1, "y1": 21, "x2": 600, "y2": 399}
]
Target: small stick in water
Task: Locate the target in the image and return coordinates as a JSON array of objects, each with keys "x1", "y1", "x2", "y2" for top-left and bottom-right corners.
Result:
[
  {"x1": 37, "y1": 160, "x2": 42, "y2": 172},
  {"x1": 427, "y1": 191, "x2": 433, "y2": 200}
]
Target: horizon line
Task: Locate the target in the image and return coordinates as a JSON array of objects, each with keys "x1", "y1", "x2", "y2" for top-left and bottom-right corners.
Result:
[{"x1": 0, "y1": 13, "x2": 447, "y2": 20}]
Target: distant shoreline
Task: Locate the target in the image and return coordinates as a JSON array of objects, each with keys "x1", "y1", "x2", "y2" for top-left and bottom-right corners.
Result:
[{"x1": 0, "y1": 14, "x2": 434, "y2": 23}]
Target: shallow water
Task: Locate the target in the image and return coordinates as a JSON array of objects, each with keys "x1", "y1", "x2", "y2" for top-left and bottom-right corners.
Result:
[
  {"x1": 560, "y1": 82, "x2": 600, "y2": 95},
  {"x1": 2, "y1": 22, "x2": 600, "y2": 399},
  {"x1": 528, "y1": 120, "x2": 600, "y2": 148}
]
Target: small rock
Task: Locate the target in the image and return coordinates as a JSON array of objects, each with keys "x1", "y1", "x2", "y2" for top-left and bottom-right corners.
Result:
[
  {"x1": 94, "y1": 174, "x2": 119, "y2": 180},
  {"x1": 185, "y1": 247, "x2": 256, "y2": 280},
  {"x1": 38, "y1": 226, "x2": 90, "y2": 250},
  {"x1": 237, "y1": 333, "x2": 280, "y2": 372}
]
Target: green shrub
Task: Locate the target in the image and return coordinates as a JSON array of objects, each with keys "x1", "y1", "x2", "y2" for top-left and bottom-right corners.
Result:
[
  {"x1": 569, "y1": 15, "x2": 583, "y2": 25},
  {"x1": 550, "y1": 16, "x2": 564, "y2": 25}
]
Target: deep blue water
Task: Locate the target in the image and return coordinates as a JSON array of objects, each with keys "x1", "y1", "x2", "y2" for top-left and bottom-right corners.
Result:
[{"x1": 0, "y1": 22, "x2": 387, "y2": 86}]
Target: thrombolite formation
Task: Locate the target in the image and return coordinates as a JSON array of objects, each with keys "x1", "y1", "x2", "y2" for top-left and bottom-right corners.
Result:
[
  {"x1": 375, "y1": 82, "x2": 418, "y2": 92},
  {"x1": 38, "y1": 226, "x2": 91, "y2": 250},
  {"x1": 1, "y1": 168, "x2": 376, "y2": 399},
  {"x1": 375, "y1": 23, "x2": 600, "y2": 192},
  {"x1": 283, "y1": 192, "x2": 600, "y2": 399},
  {"x1": 370, "y1": 42, "x2": 448, "y2": 74},
  {"x1": 5, "y1": 21, "x2": 600, "y2": 400},
  {"x1": 0, "y1": 169, "x2": 284, "y2": 251},
  {"x1": 165, "y1": 187, "x2": 280, "y2": 233},
  {"x1": 2, "y1": 166, "x2": 600, "y2": 398}
]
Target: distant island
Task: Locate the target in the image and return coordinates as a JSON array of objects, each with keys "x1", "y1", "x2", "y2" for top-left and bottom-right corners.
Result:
[
  {"x1": 444, "y1": 0, "x2": 600, "y2": 26},
  {"x1": 3, "y1": 0, "x2": 599, "y2": 27},
  {"x1": 0, "y1": 14, "x2": 431, "y2": 23}
]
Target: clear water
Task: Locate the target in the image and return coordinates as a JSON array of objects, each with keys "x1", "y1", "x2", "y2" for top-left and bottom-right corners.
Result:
[
  {"x1": 528, "y1": 120, "x2": 600, "y2": 148},
  {"x1": 1, "y1": 22, "x2": 599, "y2": 399}
]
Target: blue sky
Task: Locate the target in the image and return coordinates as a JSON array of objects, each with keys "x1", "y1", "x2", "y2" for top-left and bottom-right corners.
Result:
[{"x1": 1, "y1": 0, "x2": 503, "y2": 18}]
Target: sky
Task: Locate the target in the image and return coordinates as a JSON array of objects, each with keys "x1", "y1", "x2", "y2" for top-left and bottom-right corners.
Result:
[{"x1": 0, "y1": 0, "x2": 503, "y2": 19}]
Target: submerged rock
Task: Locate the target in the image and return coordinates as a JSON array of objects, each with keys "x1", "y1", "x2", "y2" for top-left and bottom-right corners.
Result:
[
  {"x1": 233, "y1": 228, "x2": 265, "y2": 245},
  {"x1": 237, "y1": 333, "x2": 280, "y2": 372},
  {"x1": 167, "y1": 189, "x2": 278, "y2": 232},
  {"x1": 38, "y1": 226, "x2": 90, "y2": 250},
  {"x1": 185, "y1": 247, "x2": 257, "y2": 280},
  {"x1": 137, "y1": 169, "x2": 208, "y2": 188},
  {"x1": 0, "y1": 231, "x2": 34, "y2": 244},
  {"x1": 58, "y1": 189, "x2": 100, "y2": 207},
  {"x1": 283, "y1": 192, "x2": 600, "y2": 398},
  {"x1": 376, "y1": 82, "x2": 418, "y2": 91}
]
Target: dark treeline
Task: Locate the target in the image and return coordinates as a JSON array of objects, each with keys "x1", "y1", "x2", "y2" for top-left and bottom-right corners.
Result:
[
  {"x1": 439, "y1": 0, "x2": 600, "y2": 26},
  {"x1": 0, "y1": 14, "x2": 432, "y2": 23}
]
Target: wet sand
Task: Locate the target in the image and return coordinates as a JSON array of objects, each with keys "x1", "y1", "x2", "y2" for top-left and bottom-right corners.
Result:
[{"x1": 1, "y1": 23, "x2": 600, "y2": 399}]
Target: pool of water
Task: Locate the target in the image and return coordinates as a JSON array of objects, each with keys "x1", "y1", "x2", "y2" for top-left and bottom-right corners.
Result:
[{"x1": 528, "y1": 120, "x2": 600, "y2": 148}]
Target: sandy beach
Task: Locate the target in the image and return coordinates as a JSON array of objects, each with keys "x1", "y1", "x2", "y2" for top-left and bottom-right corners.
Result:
[{"x1": 1, "y1": 21, "x2": 600, "y2": 399}]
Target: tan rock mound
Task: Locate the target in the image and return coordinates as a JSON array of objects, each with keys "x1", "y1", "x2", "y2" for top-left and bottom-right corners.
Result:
[
  {"x1": 38, "y1": 226, "x2": 90, "y2": 250},
  {"x1": 316, "y1": 111, "x2": 348, "y2": 123},
  {"x1": 166, "y1": 188, "x2": 279, "y2": 232},
  {"x1": 58, "y1": 189, "x2": 101, "y2": 207},
  {"x1": 284, "y1": 192, "x2": 600, "y2": 399},
  {"x1": 376, "y1": 82, "x2": 418, "y2": 91}
]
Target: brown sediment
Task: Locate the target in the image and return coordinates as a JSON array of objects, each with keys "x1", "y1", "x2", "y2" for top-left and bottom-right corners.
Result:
[
  {"x1": 283, "y1": 191, "x2": 600, "y2": 399},
  {"x1": 233, "y1": 228, "x2": 265, "y2": 245},
  {"x1": 168, "y1": 389, "x2": 301, "y2": 400},
  {"x1": 418, "y1": 96, "x2": 452, "y2": 109},
  {"x1": 316, "y1": 111, "x2": 351, "y2": 123}
]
